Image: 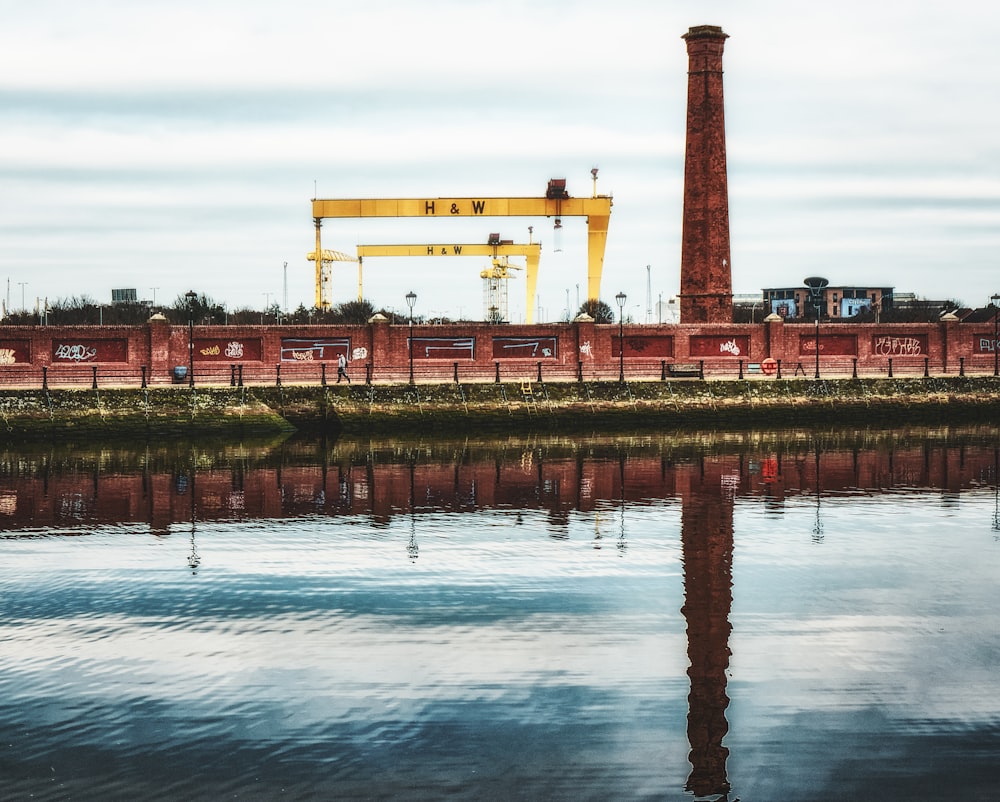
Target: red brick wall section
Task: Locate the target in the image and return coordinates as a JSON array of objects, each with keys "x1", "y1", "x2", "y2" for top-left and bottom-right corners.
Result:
[{"x1": 1, "y1": 318, "x2": 999, "y2": 378}]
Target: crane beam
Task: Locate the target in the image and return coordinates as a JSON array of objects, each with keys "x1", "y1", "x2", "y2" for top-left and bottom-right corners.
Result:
[
  {"x1": 356, "y1": 242, "x2": 541, "y2": 323},
  {"x1": 312, "y1": 192, "x2": 612, "y2": 312}
]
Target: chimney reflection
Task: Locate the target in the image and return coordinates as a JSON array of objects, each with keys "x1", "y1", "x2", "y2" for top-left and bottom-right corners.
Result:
[{"x1": 679, "y1": 462, "x2": 734, "y2": 800}]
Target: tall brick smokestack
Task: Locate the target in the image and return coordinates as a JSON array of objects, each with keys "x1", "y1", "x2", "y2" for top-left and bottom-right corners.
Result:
[{"x1": 680, "y1": 25, "x2": 733, "y2": 324}]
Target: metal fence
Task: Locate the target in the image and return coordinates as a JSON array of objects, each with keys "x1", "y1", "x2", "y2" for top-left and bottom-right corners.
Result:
[{"x1": 1, "y1": 355, "x2": 998, "y2": 390}]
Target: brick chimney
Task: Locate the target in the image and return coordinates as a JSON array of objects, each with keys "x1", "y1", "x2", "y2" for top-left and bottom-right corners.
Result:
[{"x1": 680, "y1": 25, "x2": 733, "y2": 324}]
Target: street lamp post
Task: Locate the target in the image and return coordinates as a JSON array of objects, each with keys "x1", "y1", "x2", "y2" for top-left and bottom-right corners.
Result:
[
  {"x1": 616, "y1": 291, "x2": 627, "y2": 383},
  {"x1": 186, "y1": 290, "x2": 197, "y2": 388},
  {"x1": 992, "y1": 293, "x2": 1000, "y2": 377},
  {"x1": 406, "y1": 291, "x2": 417, "y2": 385},
  {"x1": 814, "y1": 318, "x2": 820, "y2": 379}
]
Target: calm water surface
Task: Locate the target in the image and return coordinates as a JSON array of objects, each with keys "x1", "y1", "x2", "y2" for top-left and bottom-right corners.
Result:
[{"x1": 1, "y1": 428, "x2": 998, "y2": 801}]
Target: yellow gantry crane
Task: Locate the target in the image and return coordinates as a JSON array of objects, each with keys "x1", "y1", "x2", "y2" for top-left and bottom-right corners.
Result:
[
  {"x1": 305, "y1": 248, "x2": 359, "y2": 311},
  {"x1": 310, "y1": 174, "x2": 612, "y2": 322},
  {"x1": 355, "y1": 233, "x2": 540, "y2": 322}
]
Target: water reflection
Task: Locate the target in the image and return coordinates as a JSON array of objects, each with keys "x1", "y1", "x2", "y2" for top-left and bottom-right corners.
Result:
[
  {"x1": 3, "y1": 429, "x2": 999, "y2": 534},
  {"x1": 1, "y1": 427, "x2": 999, "y2": 800}
]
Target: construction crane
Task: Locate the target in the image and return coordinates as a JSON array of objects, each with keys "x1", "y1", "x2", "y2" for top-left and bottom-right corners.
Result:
[
  {"x1": 480, "y1": 256, "x2": 522, "y2": 323},
  {"x1": 311, "y1": 173, "x2": 612, "y2": 318},
  {"x1": 305, "y1": 248, "x2": 359, "y2": 310},
  {"x1": 355, "y1": 234, "x2": 543, "y2": 322}
]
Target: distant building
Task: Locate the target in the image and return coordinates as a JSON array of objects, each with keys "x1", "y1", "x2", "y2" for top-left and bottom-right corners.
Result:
[
  {"x1": 656, "y1": 295, "x2": 681, "y2": 324},
  {"x1": 762, "y1": 286, "x2": 894, "y2": 319},
  {"x1": 112, "y1": 288, "x2": 138, "y2": 304}
]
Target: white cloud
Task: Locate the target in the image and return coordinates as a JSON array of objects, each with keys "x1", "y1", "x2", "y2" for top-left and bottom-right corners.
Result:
[{"x1": 2, "y1": 0, "x2": 1000, "y2": 312}]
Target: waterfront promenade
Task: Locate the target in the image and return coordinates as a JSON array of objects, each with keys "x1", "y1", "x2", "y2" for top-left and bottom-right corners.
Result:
[{"x1": 2, "y1": 352, "x2": 999, "y2": 391}]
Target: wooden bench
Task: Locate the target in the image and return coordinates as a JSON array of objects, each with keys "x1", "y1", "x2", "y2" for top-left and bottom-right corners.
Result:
[{"x1": 666, "y1": 363, "x2": 702, "y2": 378}]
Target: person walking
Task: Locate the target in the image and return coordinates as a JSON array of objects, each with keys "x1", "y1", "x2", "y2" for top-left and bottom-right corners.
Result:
[{"x1": 337, "y1": 352, "x2": 351, "y2": 383}]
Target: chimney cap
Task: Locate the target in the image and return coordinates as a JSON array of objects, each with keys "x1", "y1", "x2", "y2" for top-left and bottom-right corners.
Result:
[{"x1": 682, "y1": 25, "x2": 728, "y2": 40}]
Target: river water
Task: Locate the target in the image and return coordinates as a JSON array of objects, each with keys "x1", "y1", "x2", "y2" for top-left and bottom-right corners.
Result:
[{"x1": 1, "y1": 427, "x2": 998, "y2": 801}]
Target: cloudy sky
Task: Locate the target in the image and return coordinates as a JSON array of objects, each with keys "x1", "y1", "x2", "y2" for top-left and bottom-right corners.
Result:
[{"x1": 2, "y1": 0, "x2": 999, "y2": 321}]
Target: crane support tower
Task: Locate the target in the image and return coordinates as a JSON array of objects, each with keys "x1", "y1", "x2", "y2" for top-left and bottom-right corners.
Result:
[
  {"x1": 306, "y1": 248, "x2": 359, "y2": 311},
  {"x1": 311, "y1": 174, "x2": 612, "y2": 319},
  {"x1": 355, "y1": 234, "x2": 541, "y2": 322},
  {"x1": 480, "y1": 256, "x2": 522, "y2": 323}
]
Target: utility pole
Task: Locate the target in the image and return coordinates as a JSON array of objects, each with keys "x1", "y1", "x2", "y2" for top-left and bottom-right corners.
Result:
[{"x1": 646, "y1": 264, "x2": 652, "y2": 324}]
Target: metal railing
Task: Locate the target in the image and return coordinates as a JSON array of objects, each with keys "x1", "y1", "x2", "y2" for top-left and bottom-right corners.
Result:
[{"x1": 0, "y1": 355, "x2": 996, "y2": 390}]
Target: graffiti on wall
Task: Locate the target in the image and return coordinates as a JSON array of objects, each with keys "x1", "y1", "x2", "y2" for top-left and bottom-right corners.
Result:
[
  {"x1": 411, "y1": 337, "x2": 475, "y2": 360},
  {"x1": 799, "y1": 334, "x2": 857, "y2": 356},
  {"x1": 51, "y1": 339, "x2": 127, "y2": 363},
  {"x1": 492, "y1": 337, "x2": 557, "y2": 359},
  {"x1": 280, "y1": 337, "x2": 350, "y2": 362},
  {"x1": 612, "y1": 335, "x2": 674, "y2": 359},
  {"x1": 194, "y1": 339, "x2": 262, "y2": 362},
  {"x1": 54, "y1": 344, "x2": 97, "y2": 362},
  {"x1": 689, "y1": 335, "x2": 750, "y2": 358},
  {"x1": 579, "y1": 341, "x2": 593, "y2": 359},
  {"x1": 0, "y1": 340, "x2": 30, "y2": 365},
  {"x1": 872, "y1": 334, "x2": 927, "y2": 356},
  {"x1": 974, "y1": 336, "x2": 998, "y2": 354}
]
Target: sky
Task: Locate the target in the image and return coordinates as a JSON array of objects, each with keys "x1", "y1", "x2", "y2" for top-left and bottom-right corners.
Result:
[{"x1": 2, "y1": 0, "x2": 999, "y2": 322}]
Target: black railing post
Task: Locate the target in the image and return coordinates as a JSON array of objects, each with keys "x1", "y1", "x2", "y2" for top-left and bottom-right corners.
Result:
[
  {"x1": 852, "y1": 358, "x2": 858, "y2": 379},
  {"x1": 776, "y1": 359, "x2": 782, "y2": 379},
  {"x1": 276, "y1": 364, "x2": 281, "y2": 387},
  {"x1": 321, "y1": 362, "x2": 327, "y2": 386},
  {"x1": 92, "y1": 366, "x2": 98, "y2": 390},
  {"x1": 537, "y1": 361, "x2": 543, "y2": 383},
  {"x1": 698, "y1": 360, "x2": 704, "y2": 380},
  {"x1": 888, "y1": 358, "x2": 893, "y2": 378},
  {"x1": 237, "y1": 365, "x2": 243, "y2": 387},
  {"x1": 660, "y1": 359, "x2": 666, "y2": 381},
  {"x1": 577, "y1": 360, "x2": 583, "y2": 382},
  {"x1": 494, "y1": 362, "x2": 500, "y2": 384},
  {"x1": 42, "y1": 366, "x2": 48, "y2": 391},
  {"x1": 738, "y1": 359, "x2": 744, "y2": 379},
  {"x1": 959, "y1": 357, "x2": 965, "y2": 377},
  {"x1": 365, "y1": 363, "x2": 372, "y2": 385},
  {"x1": 454, "y1": 362, "x2": 459, "y2": 383},
  {"x1": 924, "y1": 357, "x2": 930, "y2": 378},
  {"x1": 141, "y1": 365, "x2": 147, "y2": 389},
  {"x1": 230, "y1": 364, "x2": 236, "y2": 386}
]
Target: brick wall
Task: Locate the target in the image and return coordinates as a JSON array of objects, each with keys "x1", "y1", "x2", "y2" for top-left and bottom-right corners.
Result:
[{"x1": 1, "y1": 317, "x2": 998, "y2": 381}]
